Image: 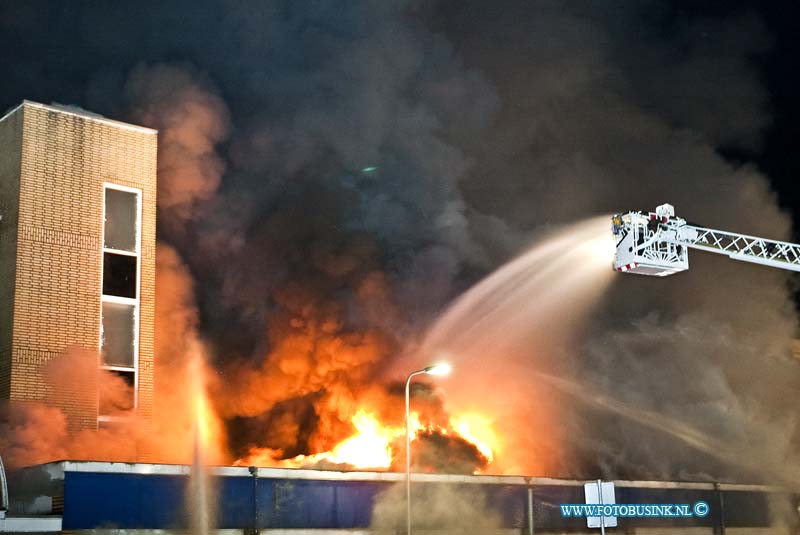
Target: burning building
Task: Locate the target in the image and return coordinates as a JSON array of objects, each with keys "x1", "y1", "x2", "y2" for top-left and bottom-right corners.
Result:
[
  {"x1": 0, "y1": 98, "x2": 496, "y2": 475},
  {"x1": 0, "y1": 101, "x2": 156, "y2": 438},
  {"x1": 0, "y1": 99, "x2": 796, "y2": 534}
]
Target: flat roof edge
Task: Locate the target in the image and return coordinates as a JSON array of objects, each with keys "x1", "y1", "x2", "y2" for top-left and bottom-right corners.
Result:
[
  {"x1": 28, "y1": 461, "x2": 786, "y2": 493},
  {"x1": 0, "y1": 103, "x2": 24, "y2": 125},
  {"x1": 0, "y1": 101, "x2": 156, "y2": 135}
]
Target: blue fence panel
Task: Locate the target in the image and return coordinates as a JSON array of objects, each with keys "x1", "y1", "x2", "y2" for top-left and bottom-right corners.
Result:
[
  {"x1": 255, "y1": 475, "x2": 274, "y2": 530},
  {"x1": 332, "y1": 480, "x2": 386, "y2": 528},
  {"x1": 532, "y1": 484, "x2": 586, "y2": 530},
  {"x1": 268, "y1": 479, "x2": 337, "y2": 528},
  {"x1": 63, "y1": 471, "x2": 139, "y2": 529},
  {"x1": 59, "y1": 469, "x2": 783, "y2": 531},
  {"x1": 614, "y1": 486, "x2": 719, "y2": 528},
  {"x1": 215, "y1": 475, "x2": 255, "y2": 529},
  {"x1": 139, "y1": 475, "x2": 188, "y2": 528},
  {"x1": 63, "y1": 472, "x2": 185, "y2": 530},
  {"x1": 482, "y1": 484, "x2": 527, "y2": 528},
  {"x1": 722, "y1": 490, "x2": 770, "y2": 527}
]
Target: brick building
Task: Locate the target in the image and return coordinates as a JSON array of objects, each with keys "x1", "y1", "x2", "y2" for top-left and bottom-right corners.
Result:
[{"x1": 0, "y1": 101, "x2": 156, "y2": 433}]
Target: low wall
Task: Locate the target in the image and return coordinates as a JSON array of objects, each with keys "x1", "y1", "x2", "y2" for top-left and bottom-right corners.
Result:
[{"x1": 5, "y1": 462, "x2": 797, "y2": 533}]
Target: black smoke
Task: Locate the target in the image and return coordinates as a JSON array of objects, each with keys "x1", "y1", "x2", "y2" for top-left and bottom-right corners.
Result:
[{"x1": 2, "y1": 1, "x2": 800, "y2": 482}]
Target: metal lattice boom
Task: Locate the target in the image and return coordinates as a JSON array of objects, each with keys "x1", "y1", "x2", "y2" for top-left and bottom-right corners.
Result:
[
  {"x1": 612, "y1": 204, "x2": 800, "y2": 276},
  {"x1": 677, "y1": 225, "x2": 800, "y2": 272}
]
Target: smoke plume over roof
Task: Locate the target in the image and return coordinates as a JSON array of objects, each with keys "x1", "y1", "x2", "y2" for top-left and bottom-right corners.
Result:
[{"x1": 1, "y1": 1, "x2": 799, "y2": 482}]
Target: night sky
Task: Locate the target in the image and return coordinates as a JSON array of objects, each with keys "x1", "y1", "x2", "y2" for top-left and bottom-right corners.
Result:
[
  {"x1": 3, "y1": 1, "x2": 800, "y2": 480},
  {"x1": 2, "y1": 2, "x2": 800, "y2": 230},
  {"x1": 691, "y1": 1, "x2": 800, "y2": 232}
]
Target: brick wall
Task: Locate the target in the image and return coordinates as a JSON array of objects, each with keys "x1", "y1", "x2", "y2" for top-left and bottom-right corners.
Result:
[
  {"x1": 0, "y1": 101, "x2": 157, "y2": 440},
  {"x1": 0, "y1": 105, "x2": 23, "y2": 401}
]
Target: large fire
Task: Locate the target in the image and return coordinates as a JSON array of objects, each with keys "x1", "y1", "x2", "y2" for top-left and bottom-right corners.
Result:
[
  {"x1": 235, "y1": 409, "x2": 498, "y2": 473},
  {"x1": 0, "y1": 246, "x2": 510, "y2": 474}
]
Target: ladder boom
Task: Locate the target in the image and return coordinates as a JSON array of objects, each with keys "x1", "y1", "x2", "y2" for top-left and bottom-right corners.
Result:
[
  {"x1": 676, "y1": 225, "x2": 800, "y2": 272},
  {"x1": 612, "y1": 203, "x2": 800, "y2": 276}
]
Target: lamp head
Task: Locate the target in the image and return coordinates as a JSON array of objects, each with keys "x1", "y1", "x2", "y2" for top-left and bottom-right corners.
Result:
[{"x1": 424, "y1": 362, "x2": 452, "y2": 377}]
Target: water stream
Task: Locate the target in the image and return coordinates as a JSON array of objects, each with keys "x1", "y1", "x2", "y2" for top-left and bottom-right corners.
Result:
[
  {"x1": 187, "y1": 355, "x2": 215, "y2": 535},
  {"x1": 188, "y1": 425, "x2": 212, "y2": 535},
  {"x1": 419, "y1": 216, "x2": 799, "y2": 485}
]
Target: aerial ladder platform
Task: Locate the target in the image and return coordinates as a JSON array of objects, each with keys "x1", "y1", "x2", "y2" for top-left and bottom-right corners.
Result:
[{"x1": 612, "y1": 203, "x2": 800, "y2": 276}]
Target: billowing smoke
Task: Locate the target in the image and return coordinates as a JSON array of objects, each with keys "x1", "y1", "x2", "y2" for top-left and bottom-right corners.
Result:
[
  {"x1": 0, "y1": 334, "x2": 226, "y2": 468},
  {"x1": 122, "y1": 3, "x2": 501, "y2": 470},
  {"x1": 428, "y1": 1, "x2": 800, "y2": 482},
  {"x1": 125, "y1": 63, "x2": 231, "y2": 236},
  {"x1": 0, "y1": 348, "x2": 140, "y2": 466},
  {"x1": 126, "y1": 64, "x2": 232, "y2": 465},
  {"x1": 0, "y1": 403, "x2": 69, "y2": 468},
  {"x1": 370, "y1": 482, "x2": 503, "y2": 533},
  {"x1": 1, "y1": 0, "x2": 799, "y2": 485}
]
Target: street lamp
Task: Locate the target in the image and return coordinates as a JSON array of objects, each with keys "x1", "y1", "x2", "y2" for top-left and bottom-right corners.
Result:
[{"x1": 405, "y1": 362, "x2": 452, "y2": 535}]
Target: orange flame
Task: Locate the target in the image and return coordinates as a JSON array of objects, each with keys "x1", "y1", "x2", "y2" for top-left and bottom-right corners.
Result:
[
  {"x1": 236, "y1": 410, "x2": 406, "y2": 469},
  {"x1": 323, "y1": 410, "x2": 400, "y2": 468},
  {"x1": 449, "y1": 413, "x2": 498, "y2": 465},
  {"x1": 236, "y1": 409, "x2": 497, "y2": 473}
]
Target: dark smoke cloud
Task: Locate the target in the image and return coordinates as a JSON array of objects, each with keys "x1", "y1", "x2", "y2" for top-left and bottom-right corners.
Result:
[
  {"x1": 1, "y1": 0, "x2": 799, "y2": 483},
  {"x1": 433, "y1": 0, "x2": 800, "y2": 482},
  {"x1": 410, "y1": 430, "x2": 489, "y2": 474}
]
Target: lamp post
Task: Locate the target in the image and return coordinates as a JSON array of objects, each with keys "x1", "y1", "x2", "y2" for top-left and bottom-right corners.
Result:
[{"x1": 405, "y1": 362, "x2": 452, "y2": 535}]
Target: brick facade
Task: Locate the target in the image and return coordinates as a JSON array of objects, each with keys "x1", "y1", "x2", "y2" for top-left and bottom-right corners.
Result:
[{"x1": 0, "y1": 101, "x2": 156, "y2": 436}]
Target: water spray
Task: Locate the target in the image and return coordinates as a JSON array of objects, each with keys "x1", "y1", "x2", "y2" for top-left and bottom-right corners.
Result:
[{"x1": 187, "y1": 355, "x2": 214, "y2": 535}]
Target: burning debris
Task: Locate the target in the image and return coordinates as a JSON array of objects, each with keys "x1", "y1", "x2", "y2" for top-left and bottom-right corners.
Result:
[{"x1": 234, "y1": 408, "x2": 496, "y2": 474}]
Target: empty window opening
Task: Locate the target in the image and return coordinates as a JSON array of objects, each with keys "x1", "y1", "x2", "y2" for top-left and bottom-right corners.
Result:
[
  {"x1": 101, "y1": 299, "x2": 135, "y2": 367},
  {"x1": 104, "y1": 188, "x2": 138, "y2": 252},
  {"x1": 103, "y1": 252, "x2": 137, "y2": 298}
]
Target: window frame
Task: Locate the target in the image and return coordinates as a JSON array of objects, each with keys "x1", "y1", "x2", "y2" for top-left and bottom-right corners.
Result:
[{"x1": 99, "y1": 182, "x2": 142, "y2": 421}]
